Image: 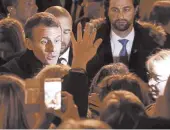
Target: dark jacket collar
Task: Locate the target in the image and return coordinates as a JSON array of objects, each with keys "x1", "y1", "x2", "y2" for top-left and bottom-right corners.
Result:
[{"x1": 18, "y1": 49, "x2": 44, "y2": 78}]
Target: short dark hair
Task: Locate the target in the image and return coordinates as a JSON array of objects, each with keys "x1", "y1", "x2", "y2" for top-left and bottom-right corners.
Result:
[
  {"x1": 100, "y1": 90, "x2": 146, "y2": 129},
  {"x1": 149, "y1": 1, "x2": 170, "y2": 26},
  {"x1": 104, "y1": 0, "x2": 140, "y2": 22},
  {"x1": 24, "y1": 12, "x2": 61, "y2": 39},
  {"x1": 90, "y1": 63, "x2": 129, "y2": 93},
  {"x1": 98, "y1": 73, "x2": 153, "y2": 106}
]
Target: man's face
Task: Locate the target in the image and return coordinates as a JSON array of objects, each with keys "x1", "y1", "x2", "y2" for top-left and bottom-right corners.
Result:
[
  {"x1": 148, "y1": 62, "x2": 170, "y2": 96},
  {"x1": 108, "y1": 0, "x2": 135, "y2": 31},
  {"x1": 15, "y1": 0, "x2": 38, "y2": 24},
  {"x1": 29, "y1": 24, "x2": 62, "y2": 65},
  {"x1": 58, "y1": 16, "x2": 72, "y2": 54}
]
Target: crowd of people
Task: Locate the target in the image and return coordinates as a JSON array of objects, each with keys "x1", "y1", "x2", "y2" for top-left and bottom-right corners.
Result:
[{"x1": 0, "y1": 0, "x2": 170, "y2": 129}]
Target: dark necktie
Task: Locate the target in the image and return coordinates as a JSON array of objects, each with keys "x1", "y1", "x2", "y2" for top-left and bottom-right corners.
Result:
[
  {"x1": 57, "y1": 58, "x2": 67, "y2": 65},
  {"x1": 118, "y1": 39, "x2": 129, "y2": 65}
]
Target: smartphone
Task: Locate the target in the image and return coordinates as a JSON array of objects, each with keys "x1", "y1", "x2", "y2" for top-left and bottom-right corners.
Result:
[{"x1": 44, "y1": 78, "x2": 62, "y2": 110}]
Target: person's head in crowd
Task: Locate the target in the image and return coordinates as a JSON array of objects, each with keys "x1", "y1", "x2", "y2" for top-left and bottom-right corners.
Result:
[
  {"x1": 104, "y1": 0, "x2": 140, "y2": 36},
  {"x1": 45, "y1": 6, "x2": 72, "y2": 55},
  {"x1": 149, "y1": 1, "x2": 170, "y2": 34},
  {"x1": 24, "y1": 12, "x2": 62, "y2": 65},
  {"x1": 90, "y1": 63, "x2": 129, "y2": 93},
  {"x1": 98, "y1": 73, "x2": 153, "y2": 106},
  {"x1": 0, "y1": 74, "x2": 29, "y2": 129},
  {"x1": 0, "y1": 18, "x2": 25, "y2": 59},
  {"x1": 1, "y1": 0, "x2": 38, "y2": 25},
  {"x1": 100, "y1": 90, "x2": 146, "y2": 129},
  {"x1": 146, "y1": 49, "x2": 170, "y2": 98},
  {"x1": 82, "y1": 0, "x2": 104, "y2": 19},
  {"x1": 58, "y1": 119, "x2": 111, "y2": 129}
]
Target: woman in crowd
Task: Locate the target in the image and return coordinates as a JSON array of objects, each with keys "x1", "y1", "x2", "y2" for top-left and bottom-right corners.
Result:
[
  {"x1": 0, "y1": 18, "x2": 25, "y2": 61},
  {"x1": 0, "y1": 75, "x2": 29, "y2": 129}
]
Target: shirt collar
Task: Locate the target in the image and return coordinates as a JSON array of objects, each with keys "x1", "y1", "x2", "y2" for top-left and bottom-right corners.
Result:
[
  {"x1": 110, "y1": 28, "x2": 135, "y2": 42},
  {"x1": 59, "y1": 48, "x2": 70, "y2": 63}
]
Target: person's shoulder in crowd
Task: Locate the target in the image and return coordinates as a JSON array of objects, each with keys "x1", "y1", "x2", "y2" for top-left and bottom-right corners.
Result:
[
  {"x1": 97, "y1": 20, "x2": 166, "y2": 46},
  {"x1": 0, "y1": 50, "x2": 25, "y2": 75},
  {"x1": 0, "y1": 50, "x2": 42, "y2": 79},
  {"x1": 137, "y1": 116, "x2": 170, "y2": 129},
  {"x1": 137, "y1": 20, "x2": 166, "y2": 47},
  {"x1": 0, "y1": 56, "x2": 21, "y2": 75},
  {"x1": 5, "y1": 49, "x2": 26, "y2": 62}
]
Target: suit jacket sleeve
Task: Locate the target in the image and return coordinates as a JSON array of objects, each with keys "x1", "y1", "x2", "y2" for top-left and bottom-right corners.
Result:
[{"x1": 62, "y1": 70, "x2": 89, "y2": 117}]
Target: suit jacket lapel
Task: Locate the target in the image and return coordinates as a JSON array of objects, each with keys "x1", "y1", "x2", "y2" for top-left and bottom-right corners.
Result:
[
  {"x1": 103, "y1": 35, "x2": 113, "y2": 64},
  {"x1": 129, "y1": 22, "x2": 142, "y2": 67}
]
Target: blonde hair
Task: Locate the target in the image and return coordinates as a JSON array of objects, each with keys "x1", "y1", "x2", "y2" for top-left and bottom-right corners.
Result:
[{"x1": 146, "y1": 49, "x2": 170, "y2": 73}]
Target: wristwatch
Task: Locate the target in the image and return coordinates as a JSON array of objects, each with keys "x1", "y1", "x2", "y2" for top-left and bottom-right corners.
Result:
[{"x1": 70, "y1": 68, "x2": 86, "y2": 74}]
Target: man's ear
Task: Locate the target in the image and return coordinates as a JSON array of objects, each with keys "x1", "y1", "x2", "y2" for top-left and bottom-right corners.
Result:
[
  {"x1": 7, "y1": 6, "x2": 16, "y2": 16},
  {"x1": 25, "y1": 38, "x2": 33, "y2": 50}
]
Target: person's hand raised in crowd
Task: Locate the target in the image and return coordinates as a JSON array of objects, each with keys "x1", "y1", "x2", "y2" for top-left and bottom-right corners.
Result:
[
  {"x1": 34, "y1": 91, "x2": 80, "y2": 128},
  {"x1": 59, "y1": 91, "x2": 80, "y2": 120},
  {"x1": 71, "y1": 23, "x2": 102, "y2": 70},
  {"x1": 89, "y1": 17, "x2": 106, "y2": 30},
  {"x1": 41, "y1": 91, "x2": 79, "y2": 120}
]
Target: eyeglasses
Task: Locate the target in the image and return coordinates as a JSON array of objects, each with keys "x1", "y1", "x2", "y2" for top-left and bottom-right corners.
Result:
[{"x1": 147, "y1": 72, "x2": 167, "y2": 83}]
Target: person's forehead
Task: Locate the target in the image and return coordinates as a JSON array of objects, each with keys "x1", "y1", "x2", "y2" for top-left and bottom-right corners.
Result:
[
  {"x1": 18, "y1": 0, "x2": 35, "y2": 4},
  {"x1": 109, "y1": 0, "x2": 133, "y2": 7},
  {"x1": 32, "y1": 24, "x2": 61, "y2": 37},
  {"x1": 152, "y1": 61, "x2": 170, "y2": 77},
  {"x1": 58, "y1": 17, "x2": 72, "y2": 28}
]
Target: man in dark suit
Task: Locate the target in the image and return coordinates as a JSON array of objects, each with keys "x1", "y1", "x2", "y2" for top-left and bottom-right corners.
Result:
[
  {"x1": 0, "y1": 12, "x2": 62, "y2": 79},
  {"x1": 87, "y1": 0, "x2": 161, "y2": 82}
]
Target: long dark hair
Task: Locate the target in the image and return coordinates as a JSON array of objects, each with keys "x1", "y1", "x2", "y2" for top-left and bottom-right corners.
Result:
[
  {"x1": 0, "y1": 75, "x2": 29, "y2": 129},
  {"x1": 0, "y1": 18, "x2": 25, "y2": 58}
]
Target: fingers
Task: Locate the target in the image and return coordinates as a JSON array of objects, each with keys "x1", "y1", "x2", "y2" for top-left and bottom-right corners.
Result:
[
  {"x1": 88, "y1": 28, "x2": 97, "y2": 45},
  {"x1": 94, "y1": 38, "x2": 103, "y2": 49},
  {"x1": 83, "y1": 23, "x2": 91, "y2": 42},
  {"x1": 77, "y1": 23, "x2": 83, "y2": 42}
]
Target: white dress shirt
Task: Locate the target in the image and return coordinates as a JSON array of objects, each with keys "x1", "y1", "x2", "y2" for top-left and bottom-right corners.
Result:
[
  {"x1": 59, "y1": 47, "x2": 70, "y2": 65},
  {"x1": 110, "y1": 28, "x2": 135, "y2": 62}
]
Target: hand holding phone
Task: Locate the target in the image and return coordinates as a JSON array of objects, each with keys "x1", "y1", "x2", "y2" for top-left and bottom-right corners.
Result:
[{"x1": 25, "y1": 78, "x2": 41, "y2": 104}]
